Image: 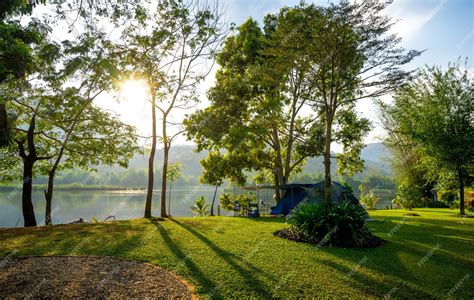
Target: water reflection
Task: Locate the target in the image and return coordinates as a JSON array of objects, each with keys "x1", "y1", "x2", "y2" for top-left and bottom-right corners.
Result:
[{"x1": 0, "y1": 187, "x2": 220, "y2": 228}]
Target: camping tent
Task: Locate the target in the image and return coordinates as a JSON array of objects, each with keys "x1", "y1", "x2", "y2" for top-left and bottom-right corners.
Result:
[{"x1": 270, "y1": 181, "x2": 360, "y2": 215}]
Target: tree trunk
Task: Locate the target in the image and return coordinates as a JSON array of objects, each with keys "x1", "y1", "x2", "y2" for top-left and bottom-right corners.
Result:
[
  {"x1": 22, "y1": 159, "x2": 36, "y2": 227},
  {"x1": 160, "y1": 128, "x2": 169, "y2": 218},
  {"x1": 44, "y1": 147, "x2": 63, "y2": 225},
  {"x1": 323, "y1": 113, "x2": 333, "y2": 205},
  {"x1": 272, "y1": 127, "x2": 285, "y2": 201},
  {"x1": 458, "y1": 170, "x2": 465, "y2": 215},
  {"x1": 0, "y1": 102, "x2": 9, "y2": 147},
  {"x1": 44, "y1": 173, "x2": 54, "y2": 225},
  {"x1": 168, "y1": 180, "x2": 172, "y2": 216},
  {"x1": 273, "y1": 173, "x2": 281, "y2": 203},
  {"x1": 210, "y1": 185, "x2": 218, "y2": 216},
  {"x1": 144, "y1": 95, "x2": 157, "y2": 218}
]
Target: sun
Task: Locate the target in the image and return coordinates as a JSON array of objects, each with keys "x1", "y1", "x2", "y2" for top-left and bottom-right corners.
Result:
[{"x1": 120, "y1": 79, "x2": 149, "y2": 103}]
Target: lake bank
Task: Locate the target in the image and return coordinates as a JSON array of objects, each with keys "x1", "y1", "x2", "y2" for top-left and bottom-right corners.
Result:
[{"x1": 0, "y1": 187, "x2": 224, "y2": 228}]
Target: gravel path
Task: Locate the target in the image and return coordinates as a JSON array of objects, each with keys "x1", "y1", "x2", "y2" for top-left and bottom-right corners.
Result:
[{"x1": 0, "y1": 256, "x2": 193, "y2": 299}]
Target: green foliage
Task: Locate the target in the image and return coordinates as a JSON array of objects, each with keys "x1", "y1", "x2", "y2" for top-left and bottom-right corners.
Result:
[
  {"x1": 385, "y1": 62, "x2": 473, "y2": 214},
  {"x1": 218, "y1": 192, "x2": 256, "y2": 215},
  {"x1": 286, "y1": 202, "x2": 377, "y2": 248},
  {"x1": 439, "y1": 190, "x2": 458, "y2": 204},
  {"x1": 219, "y1": 193, "x2": 233, "y2": 211},
  {"x1": 199, "y1": 151, "x2": 246, "y2": 187},
  {"x1": 191, "y1": 196, "x2": 209, "y2": 217},
  {"x1": 167, "y1": 163, "x2": 182, "y2": 183},
  {"x1": 360, "y1": 189, "x2": 379, "y2": 210},
  {"x1": 185, "y1": 14, "x2": 325, "y2": 191},
  {"x1": 427, "y1": 201, "x2": 450, "y2": 209},
  {"x1": 393, "y1": 181, "x2": 424, "y2": 210}
]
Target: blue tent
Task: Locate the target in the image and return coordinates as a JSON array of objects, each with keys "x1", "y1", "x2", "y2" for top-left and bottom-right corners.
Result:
[{"x1": 270, "y1": 181, "x2": 359, "y2": 215}]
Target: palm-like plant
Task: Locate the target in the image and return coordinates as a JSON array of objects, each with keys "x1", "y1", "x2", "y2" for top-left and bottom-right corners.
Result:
[{"x1": 191, "y1": 196, "x2": 209, "y2": 217}]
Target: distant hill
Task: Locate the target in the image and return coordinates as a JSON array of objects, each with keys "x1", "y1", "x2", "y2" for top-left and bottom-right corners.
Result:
[
  {"x1": 303, "y1": 142, "x2": 392, "y2": 177},
  {"x1": 28, "y1": 142, "x2": 394, "y2": 187},
  {"x1": 360, "y1": 143, "x2": 392, "y2": 166},
  {"x1": 97, "y1": 142, "x2": 393, "y2": 180}
]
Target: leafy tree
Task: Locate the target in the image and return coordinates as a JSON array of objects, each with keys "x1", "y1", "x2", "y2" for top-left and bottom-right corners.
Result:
[
  {"x1": 0, "y1": 0, "x2": 47, "y2": 146},
  {"x1": 283, "y1": 1, "x2": 420, "y2": 204},
  {"x1": 114, "y1": 0, "x2": 226, "y2": 218},
  {"x1": 166, "y1": 162, "x2": 182, "y2": 216},
  {"x1": 377, "y1": 100, "x2": 436, "y2": 207},
  {"x1": 1, "y1": 26, "x2": 138, "y2": 227},
  {"x1": 199, "y1": 152, "x2": 224, "y2": 216},
  {"x1": 388, "y1": 62, "x2": 473, "y2": 214},
  {"x1": 198, "y1": 151, "x2": 247, "y2": 216},
  {"x1": 393, "y1": 180, "x2": 423, "y2": 210},
  {"x1": 185, "y1": 17, "x2": 324, "y2": 201}
]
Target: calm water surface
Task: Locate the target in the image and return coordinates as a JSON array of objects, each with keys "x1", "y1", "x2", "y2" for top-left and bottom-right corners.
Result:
[{"x1": 0, "y1": 186, "x2": 224, "y2": 228}]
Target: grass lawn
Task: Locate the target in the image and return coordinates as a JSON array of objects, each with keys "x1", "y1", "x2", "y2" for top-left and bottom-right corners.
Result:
[{"x1": 1, "y1": 208, "x2": 473, "y2": 298}]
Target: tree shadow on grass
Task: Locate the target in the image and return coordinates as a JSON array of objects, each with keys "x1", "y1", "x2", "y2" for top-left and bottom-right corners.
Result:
[
  {"x1": 315, "y1": 256, "x2": 435, "y2": 298},
  {"x1": 315, "y1": 218, "x2": 474, "y2": 298},
  {"x1": 167, "y1": 218, "x2": 277, "y2": 298},
  {"x1": 152, "y1": 221, "x2": 224, "y2": 298},
  {"x1": 0, "y1": 222, "x2": 148, "y2": 259}
]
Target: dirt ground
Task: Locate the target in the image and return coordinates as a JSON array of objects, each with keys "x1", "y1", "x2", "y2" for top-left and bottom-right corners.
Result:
[{"x1": 0, "y1": 256, "x2": 193, "y2": 299}]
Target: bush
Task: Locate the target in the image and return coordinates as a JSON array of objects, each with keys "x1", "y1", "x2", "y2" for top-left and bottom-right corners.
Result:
[
  {"x1": 281, "y1": 202, "x2": 383, "y2": 248},
  {"x1": 218, "y1": 192, "x2": 256, "y2": 215},
  {"x1": 360, "y1": 190, "x2": 379, "y2": 210},
  {"x1": 465, "y1": 188, "x2": 474, "y2": 209},
  {"x1": 427, "y1": 201, "x2": 450, "y2": 208},
  {"x1": 393, "y1": 183, "x2": 424, "y2": 210},
  {"x1": 439, "y1": 190, "x2": 458, "y2": 204}
]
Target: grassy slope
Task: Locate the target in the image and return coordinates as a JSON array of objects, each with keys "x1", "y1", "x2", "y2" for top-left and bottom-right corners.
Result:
[{"x1": 0, "y1": 209, "x2": 473, "y2": 299}]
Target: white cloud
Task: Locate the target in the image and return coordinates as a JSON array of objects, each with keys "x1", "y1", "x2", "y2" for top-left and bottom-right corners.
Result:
[{"x1": 386, "y1": 0, "x2": 446, "y2": 40}]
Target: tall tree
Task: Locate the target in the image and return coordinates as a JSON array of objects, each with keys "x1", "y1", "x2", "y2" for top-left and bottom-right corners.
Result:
[
  {"x1": 185, "y1": 18, "x2": 324, "y2": 201},
  {"x1": 116, "y1": 0, "x2": 226, "y2": 218},
  {"x1": 387, "y1": 63, "x2": 473, "y2": 214},
  {"x1": 289, "y1": 1, "x2": 421, "y2": 204},
  {"x1": 377, "y1": 99, "x2": 436, "y2": 206},
  {"x1": 1, "y1": 30, "x2": 138, "y2": 227}
]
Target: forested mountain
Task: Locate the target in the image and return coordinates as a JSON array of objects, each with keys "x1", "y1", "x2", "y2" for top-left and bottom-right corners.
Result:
[{"x1": 27, "y1": 143, "x2": 392, "y2": 188}]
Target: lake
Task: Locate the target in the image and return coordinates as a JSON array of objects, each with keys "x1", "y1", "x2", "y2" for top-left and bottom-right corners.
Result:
[{"x1": 0, "y1": 186, "x2": 226, "y2": 228}]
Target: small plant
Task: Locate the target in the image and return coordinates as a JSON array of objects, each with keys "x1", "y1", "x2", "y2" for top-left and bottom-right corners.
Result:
[
  {"x1": 191, "y1": 196, "x2": 210, "y2": 217},
  {"x1": 280, "y1": 202, "x2": 383, "y2": 248},
  {"x1": 360, "y1": 190, "x2": 379, "y2": 210}
]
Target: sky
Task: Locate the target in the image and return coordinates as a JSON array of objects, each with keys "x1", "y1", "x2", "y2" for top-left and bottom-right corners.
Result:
[{"x1": 87, "y1": 0, "x2": 474, "y2": 150}]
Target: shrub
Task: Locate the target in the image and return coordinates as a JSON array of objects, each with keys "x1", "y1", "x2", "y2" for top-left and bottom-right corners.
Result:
[
  {"x1": 360, "y1": 190, "x2": 379, "y2": 210},
  {"x1": 393, "y1": 182, "x2": 424, "y2": 210},
  {"x1": 439, "y1": 190, "x2": 458, "y2": 204},
  {"x1": 427, "y1": 201, "x2": 450, "y2": 208},
  {"x1": 283, "y1": 202, "x2": 382, "y2": 248},
  {"x1": 465, "y1": 188, "x2": 474, "y2": 209},
  {"x1": 219, "y1": 193, "x2": 233, "y2": 211},
  {"x1": 218, "y1": 192, "x2": 256, "y2": 215}
]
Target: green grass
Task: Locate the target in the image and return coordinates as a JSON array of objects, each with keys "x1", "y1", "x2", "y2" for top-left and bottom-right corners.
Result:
[{"x1": 1, "y1": 209, "x2": 473, "y2": 298}]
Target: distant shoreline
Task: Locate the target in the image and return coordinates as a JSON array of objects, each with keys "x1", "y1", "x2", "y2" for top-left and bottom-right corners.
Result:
[{"x1": 0, "y1": 184, "x2": 216, "y2": 192}]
